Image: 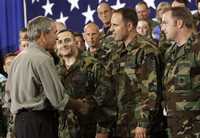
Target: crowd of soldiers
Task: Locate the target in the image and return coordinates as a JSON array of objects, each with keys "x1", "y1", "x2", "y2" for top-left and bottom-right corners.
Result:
[{"x1": 0, "y1": 0, "x2": 200, "y2": 138}]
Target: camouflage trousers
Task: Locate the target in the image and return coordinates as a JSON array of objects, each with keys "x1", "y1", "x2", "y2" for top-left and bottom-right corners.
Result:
[
  {"x1": 167, "y1": 111, "x2": 200, "y2": 138},
  {"x1": 58, "y1": 110, "x2": 79, "y2": 138},
  {"x1": 0, "y1": 108, "x2": 16, "y2": 138}
]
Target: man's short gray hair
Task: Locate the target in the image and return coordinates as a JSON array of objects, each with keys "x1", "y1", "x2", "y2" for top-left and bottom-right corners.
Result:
[{"x1": 27, "y1": 16, "x2": 54, "y2": 41}]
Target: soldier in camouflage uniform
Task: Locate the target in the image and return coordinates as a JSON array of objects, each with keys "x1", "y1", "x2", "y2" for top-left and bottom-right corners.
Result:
[
  {"x1": 82, "y1": 23, "x2": 117, "y2": 138},
  {"x1": 97, "y1": 2, "x2": 113, "y2": 37},
  {"x1": 135, "y1": 1, "x2": 158, "y2": 30},
  {"x1": 0, "y1": 74, "x2": 7, "y2": 138},
  {"x1": 56, "y1": 29, "x2": 116, "y2": 138},
  {"x1": 0, "y1": 53, "x2": 17, "y2": 138},
  {"x1": 57, "y1": 29, "x2": 98, "y2": 138},
  {"x1": 106, "y1": 8, "x2": 166, "y2": 138},
  {"x1": 161, "y1": 7, "x2": 200, "y2": 138},
  {"x1": 56, "y1": 30, "x2": 80, "y2": 138}
]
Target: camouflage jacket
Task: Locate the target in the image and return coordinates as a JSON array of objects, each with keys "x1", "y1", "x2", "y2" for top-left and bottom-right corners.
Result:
[
  {"x1": 82, "y1": 49, "x2": 117, "y2": 133},
  {"x1": 57, "y1": 52, "x2": 117, "y2": 134},
  {"x1": 164, "y1": 33, "x2": 200, "y2": 115},
  {"x1": 0, "y1": 75, "x2": 6, "y2": 106},
  {"x1": 57, "y1": 57, "x2": 97, "y2": 138},
  {"x1": 104, "y1": 35, "x2": 163, "y2": 137},
  {"x1": 0, "y1": 74, "x2": 7, "y2": 137},
  {"x1": 163, "y1": 33, "x2": 200, "y2": 137},
  {"x1": 57, "y1": 58, "x2": 95, "y2": 99}
]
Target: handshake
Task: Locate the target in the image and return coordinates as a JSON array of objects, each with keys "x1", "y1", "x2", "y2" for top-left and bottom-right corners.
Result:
[{"x1": 67, "y1": 97, "x2": 92, "y2": 115}]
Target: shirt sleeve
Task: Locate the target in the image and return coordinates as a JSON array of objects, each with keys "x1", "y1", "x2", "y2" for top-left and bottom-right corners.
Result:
[
  {"x1": 37, "y1": 57, "x2": 69, "y2": 111},
  {"x1": 133, "y1": 48, "x2": 159, "y2": 128}
]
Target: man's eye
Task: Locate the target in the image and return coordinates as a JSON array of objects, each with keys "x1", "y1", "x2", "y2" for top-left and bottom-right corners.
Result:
[{"x1": 64, "y1": 38, "x2": 71, "y2": 43}]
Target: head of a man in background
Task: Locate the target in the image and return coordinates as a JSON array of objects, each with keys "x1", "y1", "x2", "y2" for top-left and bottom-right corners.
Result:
[
  {"x1": 83, "y1": 22, "x2": 100, "y2": 48},
  {"x1": 19, "y1": 27, "x2": 28, "y2": 51},
  {"x1": 156, "y1": 2, "x2": 171, "y2": 22},
  {"x1": 55, "y1": 22, "x2": 66, "y2": 34},
  {"x1": 97, "y1": 2, "x2": 113, "y2": 28},
  {"x1": 135, "y1": 1, "x2": 149, "y2": 20},
  {"x1": 73, "y1": 32, "x2": 85, "y2": 52},
  {"x1": 3, "y1": 53, "x2": 17, "y2": 74}
]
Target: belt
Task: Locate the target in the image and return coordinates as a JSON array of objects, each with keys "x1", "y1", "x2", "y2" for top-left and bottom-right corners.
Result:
[
  {"x1": 17, "y1": 108, "x2": 33, "y2": 114},
  {"x1": 17, "y1": 108, "x2": 56, "y2": 115}
]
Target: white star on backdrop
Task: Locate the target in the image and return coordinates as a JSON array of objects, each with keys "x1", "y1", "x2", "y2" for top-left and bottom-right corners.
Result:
[
  {"x1": 42, "y1": 0, "x2": 54, "y2": 16},
  {"x1": 111, "y1": 0, "x2": 126, "y2": 10},
  {"x1": 143, "y1": 0, "x2": 156, "y2": 9},
  {"x1": 82, "y1": 5, "x2": 95, "y2": 24},
  {"x1": 32, "y1": 0, "x2": 40, "y2": 4},
  {"x1": 67, "y1": 0, "x2": 80, "y2": 11},
  {"x1": 56, "y1": 12, "x2": 69, "y2": 24},
  {"x1": 188, "y1": 0, "x2": 191, "y2": 2},
  {"x1": 98, "y1": 0, "x2": 109, "y2": 4}
]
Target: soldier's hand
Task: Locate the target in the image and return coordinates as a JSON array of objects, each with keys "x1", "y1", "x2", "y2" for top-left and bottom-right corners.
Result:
[
  {"x1": 95, "y1": 133, "x2": 109, "y2": 138},
  {"x1": 77, "y1": 99, "x2": 90, "y2": 115},
  {"x1": 134, "y1": 127, "x2": 147, "y2": 138},
  {"x1": 67, "y1": 98, "x2": 89, "y2": 115}
]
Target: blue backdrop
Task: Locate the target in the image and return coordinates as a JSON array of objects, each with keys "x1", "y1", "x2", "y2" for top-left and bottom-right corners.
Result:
[
  {"x1": 0, "y1": 0, "x2": 24, "y2": 57},
  {"x1": 0, "y1": 0, "x2": 198, "y2": 57}
]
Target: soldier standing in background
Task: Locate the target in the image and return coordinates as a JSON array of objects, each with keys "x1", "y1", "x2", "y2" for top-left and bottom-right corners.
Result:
[{"x1": 97, "y1": 2, "x2": 113, "y2": 36}]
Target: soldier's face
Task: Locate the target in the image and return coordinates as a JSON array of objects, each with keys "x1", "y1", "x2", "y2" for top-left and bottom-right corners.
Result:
[
  {"x1": 135, "y1": 4, "x2": 149, "y2": 20},
  {"x1": 57, "y1": 31, "x2": 75, "y2": 57},
  {"x1": 136, "y1": 20, "x2": 150, "y2": 36},
  {"x1": 75, "y1": 36, "x2": 85, "y2": 51},
  {"x1": 110, "y1": 13, "x2": 128, "y2": 41},
  {"x1": 97, "y1": 4, "x2": 112, "y2": 25},
  {"x1": 19, "y1": 31, "x2": 28, "y2": 51},
  {"x1": 161, "y1": 11, "x2": 178, "y2": 41},
  {"x1": 83, "y1": 26, "x2": 100, "y2": 47},
  {"x1": 20, "y1": 40, "x2": 29, "y2": 51}
]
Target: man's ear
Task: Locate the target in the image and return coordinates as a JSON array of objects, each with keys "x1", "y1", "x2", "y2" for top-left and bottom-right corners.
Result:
[
  {"x1": 176, "y1": 19, "x2": 184, "y2": 29},
  {"x1": 38, "y1": 32, "x2": 47, "y2": 44},
  {"x1": 127, "y1": 22, "x2": 134, "y2": 32}
]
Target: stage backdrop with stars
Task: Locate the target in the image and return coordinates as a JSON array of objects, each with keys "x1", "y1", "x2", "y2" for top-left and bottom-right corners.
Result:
[
  {"x1": 26, "y1": 0, "x2": 197, "y2": 33},
  {"x1": 0, "y1": 0, "x2": 198, "y2": 57}
]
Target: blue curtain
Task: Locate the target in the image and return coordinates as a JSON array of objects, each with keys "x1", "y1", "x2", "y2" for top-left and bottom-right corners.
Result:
[{"x1": 0, "y1": 0, "x2": 24, "y2": 58}]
